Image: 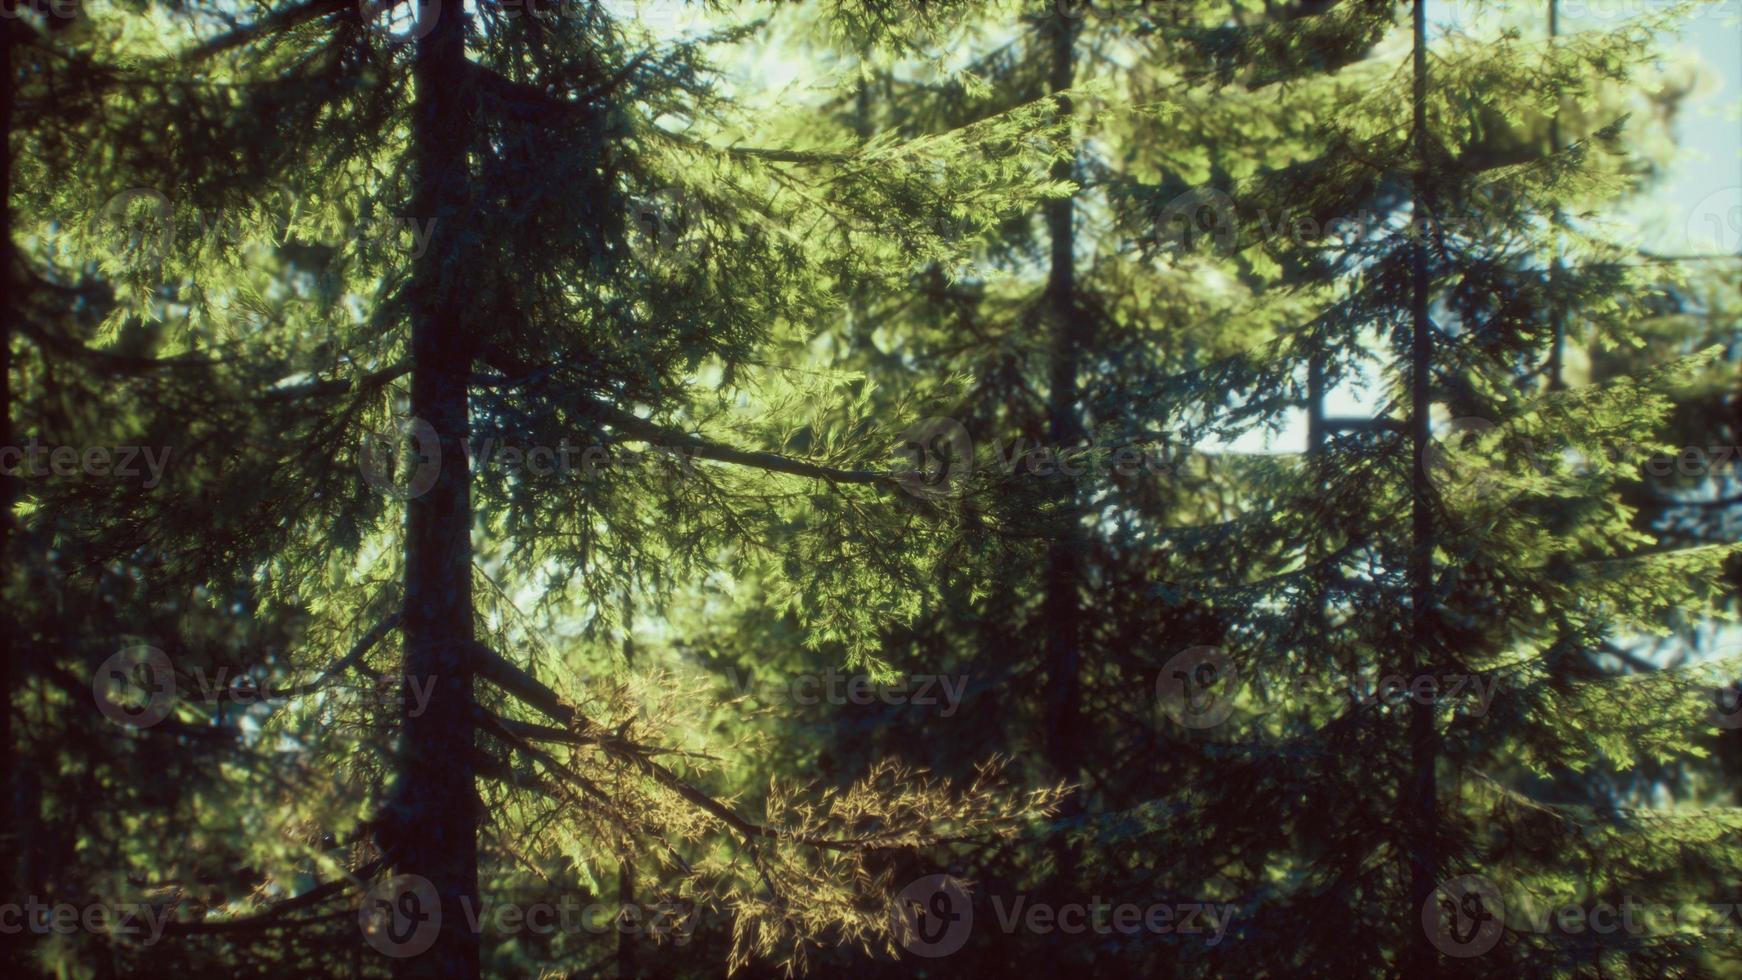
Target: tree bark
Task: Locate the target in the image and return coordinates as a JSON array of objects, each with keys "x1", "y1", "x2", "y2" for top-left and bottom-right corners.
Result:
[
  {"x1": 617, "y1": 592, "x2": 636, "y2": 980},
  {"x1": 1041, "y1": 14, "x2": 1084, "y2": 794},
  {"x1": 1405, "y1": 0, "x2": 1441, "y2": 973},
  {"x1": 1, "y1": 12, "x2": 21, "y2": 961},
  {"x1": 391, "y1": 5, "x2": 481, "y2": 977},
  {"x1": 1545, "y1": 0, "x2": 1566, "y2": 392}
]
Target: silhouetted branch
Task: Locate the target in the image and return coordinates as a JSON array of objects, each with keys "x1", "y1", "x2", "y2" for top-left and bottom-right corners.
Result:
[{"x1": 160, "y1": 858, "x2": 383, "y2": 935}]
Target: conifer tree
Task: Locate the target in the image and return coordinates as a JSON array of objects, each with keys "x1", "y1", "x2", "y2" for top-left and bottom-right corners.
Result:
[
  {"x1": 677, "y1": 0, "x2": 1411, "y2": 975},
  {"x1": 1124, "y1": 3, "x2": 1741, "y2": 975},
  {"x1": 19, "y1": 0, "x2": 1073, "y2": 975},
  {"x1": 707, "y1": 1, "x2": 1738, "y2": 976},
  {"x1": 9, "y1": 1, "x2": 1738, "y2": 977},
  {"x1": 4, "y1": 5, "x2": 322, "y2": 973}
]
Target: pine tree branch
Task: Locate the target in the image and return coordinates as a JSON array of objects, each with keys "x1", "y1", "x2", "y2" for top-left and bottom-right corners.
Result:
[
  {"x1": 485, "y1": 709, "x2": 716, "y2": 763},
  {"x1": 479, "y1": 701, "x2": 976, "y2": 853},
  {"x1": 473, "y1": 348, "x2": 896, "y2": 487},
  {"x1": 651, "y1": 127, "x2": 856, "y2": 166},
  {"x1": 469, "y1": 54, "x2": 652, "y2": 119},
  {"x1": 16, "y1": 318, "x2": 229, "y2": 373},
  {"x1": 488, "y1": 714, "x2": 598, "y2": 747},
  {"x1": 1323, "y1": 415, "x2": 1405, "y2": 434},
  {"x1": 467, "y1": 648, "x2": 991, "y2": 854},
  {"x1": 466, "y1": 639, "x2": 576, "y2": 727},
  {"x1": 272, "y1": 611, "x2": 403, "y2": 698},
  {"x1": 178, "y1": 0, "x2": 356, "y2": 63},
  {"x1": 587, "y1": 400, "x2": 897, "y2": 487},
  {"x1": 159, "y1": 858, "x2": 384, "y2": 935},
  {"x1": 472, "y1": 710, "x2": 629, "y2": 812},
  {"x1": 260, "y1": 359, "x2": 411, "y2": 401}
]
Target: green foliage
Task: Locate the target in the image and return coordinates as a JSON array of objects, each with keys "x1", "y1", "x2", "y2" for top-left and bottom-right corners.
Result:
[{"x1": 3, "y1": 0, "x2": 1738, "y2": 978}]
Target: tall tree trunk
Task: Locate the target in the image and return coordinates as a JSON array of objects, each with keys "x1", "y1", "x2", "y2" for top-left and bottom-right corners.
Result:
[
  {"x1": 0, "y1": 13, "x2": 21, "y2": 962},
  {"x1": 1307, "y1": 355, "x2": 1327, "y2": 453},
  {"x1": 617, "y1": 592, "x2": 636, "y2": 980},
  {"x1": 0, "y1": 12, "x2": 37, "y2": 966},
  {"x1": 392, "y1": 6, "x2": 480, "y2": 977},
  {"x1": 1041, "y1": 14, "x2": 1084, "y2": 795},
  {"x1": 1544, "y1": 0, "x2": 1566, "y2": 392},
  {"x1": 1404, "y1": 0, "x2": 1441, "y2": 973}
]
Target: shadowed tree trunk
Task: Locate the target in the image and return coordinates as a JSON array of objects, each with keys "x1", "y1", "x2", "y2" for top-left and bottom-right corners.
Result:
[
  {"x1": 1404, "y1": 0, "x2": 1440, "y2": 973},
  {"x1": 0, "y1": 12, "x2": 20, "y2": 965},
  {"x1": 1545, "y1": 0, "x2": 1566, "y2": 393},
  {"x1": 619, "y1": 591, "x2": 636, "y2": 980},
  {"x1": 391, "y1": 5, "x2": 481, "y2": 977},
  {"x1": 1041, "y1": 12, "x2": 1084, "y2": 809}
]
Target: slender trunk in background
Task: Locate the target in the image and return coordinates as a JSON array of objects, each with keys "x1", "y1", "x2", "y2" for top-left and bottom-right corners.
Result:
[
  {"x1": 1307, "y1": 356, "x2": 1327, "y2": 453},
  {"x1": 393, "y1": 6, "x2": 480, "y2": 978},
  {"x1": 1041, "y1": 13, "x2": 1084, "y2": 807},
  {"x1": 0, "y1": 13, "x2": 21, "y2": 962},
  {"x1": 618, "y1": 592, "x2": 636, "y2": 980},
  {"x1": 1545, "y1": 0, "x2": 1565, "y2": 392},
  {"x1": 1404, "y1": 0, "x2": 1441, "y2": 973}
]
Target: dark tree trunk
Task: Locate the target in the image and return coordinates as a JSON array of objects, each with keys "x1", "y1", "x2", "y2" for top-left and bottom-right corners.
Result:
[
  {"x1": 391, "y1": 6, "x2": 481, "y2": 977},
  {"x1": 1307, "y1": 356, "x2": 1326, "y2": 452},
  {"x1": 1545, "y1": 0, "x2": 1566, "y2": 392},
  {"x1": 618, "y1": 593, "x2": 636, "y2": 980},
  {"x1": 0, "y1": 13, "x2": 34, "y2": 967},
  {"x1": 1404, "y1": 0, "x2": 1441, "y2": 973},
  {"x1": 1, "y1": 12, "x2": 20, "y2": 957},
  {"x1": 1041, "y1": 14, "x2": 1083, "y2": 789}
]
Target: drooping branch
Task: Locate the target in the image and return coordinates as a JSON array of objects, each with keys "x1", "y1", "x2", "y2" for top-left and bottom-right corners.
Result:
[
  {"x1": 465, "y1": 639, "x2": 575, "y2": 727},
  {"x1": 487, "y1": 713, "x2": 598, "y2": 747},
  {"x1": 159, "y1": 858, "x2": 384, "y2": 935},
  {"x1": 15, "y1": 318, "x2": 229, "y2": 374},
  {"x1": 272, "y1": 611, "x2": 404, "y2": 699},
  {"x1": 260, "y1": 359, "x2": 411, "y2": 402},
  {"x1": 482, "y1": 703, "x2": 956, "y2": 853},
  {"x1": 469, "y1": 57, "x2": 648, "y2": 122},
  {"x1": 1323, "y1": 415, "x2": 1405, "y2": 435},
  {"x1": 473, "y1": 709, "x2": 633, "y2": 819},
  {"x1": 650, "y1": 127, "x2": 857, "y2": 166},
  {"x1": 177, "y1": 0, "x2": 355, "y2": 63},
  {"x1": 467, "y1": 647, "x2": 997, "y2": 854},
  {"x1": 471, "y1": 345, "x2": 903, "y2": 488},
  {"x1": 586, "y1": 400, "x2": 898, "y2": 488}
]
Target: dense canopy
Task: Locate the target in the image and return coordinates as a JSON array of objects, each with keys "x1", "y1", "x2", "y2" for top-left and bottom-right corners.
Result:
[{"x1": 1, "y1": 0, "x2": 1739, "y2": 977}]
